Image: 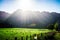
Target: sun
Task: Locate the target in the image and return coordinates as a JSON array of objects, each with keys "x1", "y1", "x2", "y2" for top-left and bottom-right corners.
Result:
[{"x1": 19, "y1": 0, "x2": 33, "y2": 11}]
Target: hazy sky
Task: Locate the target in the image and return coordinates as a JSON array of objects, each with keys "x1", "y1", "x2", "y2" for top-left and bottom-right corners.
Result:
[{"x1": 0, "y1": 0, "x2": 60, "y2": 13}]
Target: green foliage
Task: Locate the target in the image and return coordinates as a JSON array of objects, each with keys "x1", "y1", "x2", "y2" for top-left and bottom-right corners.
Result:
[
  {"x1": 54, "y1": 22, "x2": 60, "y2": 31},
  {"x1": 54, "y1": 33, "x2": 60, "y2": 40},
  {"x1": 0, "y1": 28, "x2": 60, "y2": 40},
  {"x1": 47, "y1": 22, "x2": 59, "y2": 31},
  {"x1": 47, "y1": 24, "x2": 54, "y2": 30},
  {"x1": 0, "y1": 28, "x2": 51, "y2": 40},
  {"x1": 54, "y1": 22, "x2": 58, "y2": 29}
]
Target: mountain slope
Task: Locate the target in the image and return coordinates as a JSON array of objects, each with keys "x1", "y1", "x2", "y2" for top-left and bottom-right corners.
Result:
[
  {"x1": 4, "y1": 10, "x2": 60, "y2": 28},
  {"x1": 0, "y1": 11, "x2": 10, "y2": 23},
  {"x1": 0, "y1": 11, "x2": 10, "y2": 27}
]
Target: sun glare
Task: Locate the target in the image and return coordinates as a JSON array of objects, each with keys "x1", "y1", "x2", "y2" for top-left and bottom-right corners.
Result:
[
  {"x1": 20, "y1": 0, "x2": 32, "y2": 11},
  {"x1": 15, "y1": 0, "x2": 34, "y2": 22},
  {"x1": 14, "y1": 0, "x2": 48, "y2": 23}
]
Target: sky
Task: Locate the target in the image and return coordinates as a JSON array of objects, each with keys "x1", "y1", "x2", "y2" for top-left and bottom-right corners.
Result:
[{"x1": 0, "y1": 0, "x2": 60, "y2": 14}]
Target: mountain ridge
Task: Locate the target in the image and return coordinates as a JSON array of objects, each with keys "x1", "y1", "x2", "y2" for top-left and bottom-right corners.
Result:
[{"x1": 0, "y1": 10, "x2": 60, "y2": 28}]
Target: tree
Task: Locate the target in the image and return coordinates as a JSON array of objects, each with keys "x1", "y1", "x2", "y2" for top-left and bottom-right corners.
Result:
[
  {"x1": 47, "y1": 24, "x2": 54, "y2": 30},
  {"x1": 54, "y1": 22, "x2": 60, "y2": 32},
  {"x1": 54, "y1": 22, "x2": 58, "y2": 30}
]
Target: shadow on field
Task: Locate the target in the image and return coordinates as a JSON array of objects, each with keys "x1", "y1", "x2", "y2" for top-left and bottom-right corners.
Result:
[{"x1": 1, "y1": 32, "x2": 59, "y2": 40}]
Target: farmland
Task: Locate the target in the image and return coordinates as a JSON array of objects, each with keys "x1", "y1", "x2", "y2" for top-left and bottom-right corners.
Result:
[{"x1": 0, "y1": 28, "x2": 60, "y2": 40}]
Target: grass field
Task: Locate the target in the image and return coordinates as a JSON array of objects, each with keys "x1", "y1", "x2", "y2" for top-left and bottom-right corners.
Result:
[{"x1": 0, "y1": 28, "x2": 60, "y2": 40}]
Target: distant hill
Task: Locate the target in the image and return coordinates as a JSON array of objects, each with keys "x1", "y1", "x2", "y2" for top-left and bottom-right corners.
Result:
[
  {"x1": 0, "y1": 10, "x2": 60, "y2": 28},
  {"x1": 0, "y1": 11, "x2": 10, "y2": 23},
  {"x1": 3, "y1": 9, "x2": 60, "y2": 28},
  {"x1": 0, "y1": 11, "x2": 10, "y2": 27}
]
